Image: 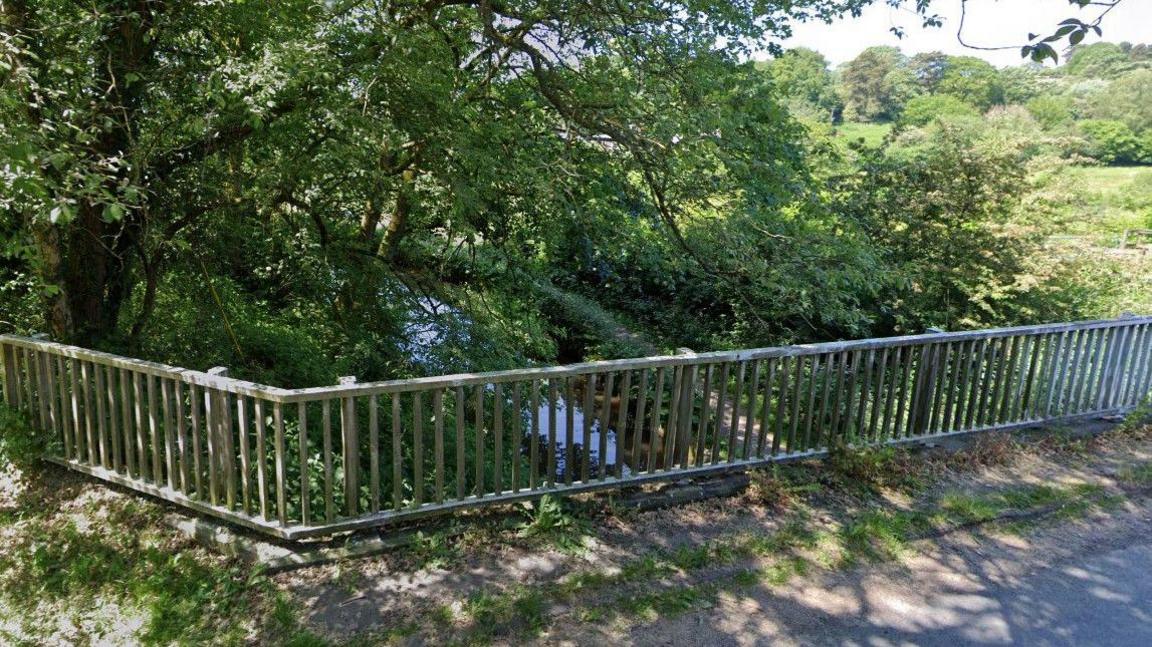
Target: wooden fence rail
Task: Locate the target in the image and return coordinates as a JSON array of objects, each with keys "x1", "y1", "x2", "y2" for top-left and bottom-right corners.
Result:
[{"x1": 3, "y1": 316, "x2": 1152, "y2": 540}]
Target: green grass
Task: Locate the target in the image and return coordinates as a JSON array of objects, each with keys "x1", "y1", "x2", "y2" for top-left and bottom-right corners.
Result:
[
  {"x1": 1058, "y1": 166, "x2": 1152, "y2": 238},
  {"x1": 834, "y1": 122, "x2": 892, "y2": 147}
]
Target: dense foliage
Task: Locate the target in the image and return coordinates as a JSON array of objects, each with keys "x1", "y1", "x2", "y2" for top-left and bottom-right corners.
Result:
[{"x1": 1, "y1": 2, "x2": 1147, "y2": 388}]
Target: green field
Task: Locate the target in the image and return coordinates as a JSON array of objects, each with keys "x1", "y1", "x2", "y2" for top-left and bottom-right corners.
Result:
[
  {"x1": 834, "y1": 122, "x2": 892, "y2": 147},
  {"x1": 1060, "y1": 166, "x2": 1152, "y2": 239}
]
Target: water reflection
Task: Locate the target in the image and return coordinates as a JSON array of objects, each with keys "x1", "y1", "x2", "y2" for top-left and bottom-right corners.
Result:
[{"x1": 526, "y1": 393, "x2": 626, "y2": 482}]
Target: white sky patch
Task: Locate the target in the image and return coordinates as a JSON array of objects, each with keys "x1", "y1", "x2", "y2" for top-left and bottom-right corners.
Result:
[{"x1": 765, "y1": 0, "x2": 1152, "y2": 67}]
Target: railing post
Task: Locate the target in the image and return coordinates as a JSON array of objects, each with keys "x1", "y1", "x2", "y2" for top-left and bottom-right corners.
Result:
[
  {"x1": 206, "y1": 367, "x2": 229, "y2": 505},
  {"x1": 339, "y1": 376, "x2": 359, "y2": 516}
]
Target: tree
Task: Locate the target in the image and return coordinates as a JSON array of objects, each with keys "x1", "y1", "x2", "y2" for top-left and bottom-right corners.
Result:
[
  {"x1": 936, "y1": 56, "x2": 1004, "y2": 110},
  {"x1": 1086, "y1": 69, "x2": 1152, "y2": 134},
  {"x1": 1026, "y1": 95, "x2": 1075, "y2": 130},
  {"x1": 1079, "y1": 120, "x2": 1147, "y2": 164},
  {"x1": 840, "y1": 46, "x2": 913, "y2": 122},
  {"x1": 1065, "y1": 42, "x2": 1135, "y2": 79},
  {"x1": 760, "y1": 48, "x2": 843, "y2": 123}
]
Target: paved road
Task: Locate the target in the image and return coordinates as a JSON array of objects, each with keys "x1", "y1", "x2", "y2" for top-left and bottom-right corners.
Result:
[
  {"x1": 831, "y1": 542, "x2": 1152, "y2": 646},
  {"x1": 628, "y1": 510, "x2": 1152, "y2": 646}
]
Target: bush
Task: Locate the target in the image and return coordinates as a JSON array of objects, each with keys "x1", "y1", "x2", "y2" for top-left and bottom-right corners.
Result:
[
  {"x1": 1079, "y1": 120, "x2": 1150, "y2": 165},
  {"x1": 897, "y1": 94, "x2": 979, "y2": 129},
  {"x1": 0, "y1": 405, "x2": 48, "y2": 471}
]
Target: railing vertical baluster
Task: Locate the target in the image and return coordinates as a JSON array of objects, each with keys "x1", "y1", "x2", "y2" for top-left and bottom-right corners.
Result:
[
  {"x1": 322, "y1": 399, "x2": 334, "y2": 521},
  {"x1": 413, "y1": 391, "x2": 424, "y2": 507},
  {"x1": 772, "y1": 356, "x2": 790, "y2": 455},
  {"x1": 295, "y1": 401, "x2": 309, "y2": 522},
  {"x1": 661, "y1": 368, "x2": 679, "y2": 469},
  {"x1": 203, "y1": 384, "x2": 217, "y2": 503},
  {"x1": 582, "y1": 373, "x2": 596, "y2": 479},
  {"x1": 643, "y1": 369, "x2": 662, "y2": 472},
  {"x1": 174, "y1": 382, "x2": 188, "y2": 492},
  {"x1": 742, "y1": 361, "x2": 760, "y2": 460},
  {"x1": 879, "y1": 347, "x2": 901, "y2": 439},
  {"x1": 788, "y1": 355, "x2": 805, "y2": 451},
  {"x1": 530, "y1": 380, "x2": 541, "y2": 490},
  {"x1": 221, "y1": 389, "x2": 236, "y2": 506},
  {"x1": 599, "y1": 373, "x2": 614, "y2": 477},
  {"x1": 149, "y1": 374, "x2": 163, "y2": 486},
  {"x1": 630, "y1": 371, "x2": 648, "y2": 473},
  {"x1": 456, "y1": 386, "x2": 467, "y2": 497},
  {"x1": 756, "y1": 359, "x2": 776, "y2": 458},
  {"x1": 29, "y1": 349, "x2": 46, "y2": 430},
  {"x1": 475, "y1": 385, "x2": 487, "y2": 494},
  {"x1": 854, "y1": 349, "x2": 875, "y2": 442},
  {"x1": 698, "y1": 363, "x2": 716, "y2": 464},
  {"x1": 396, "y1": 392, "x2": 406, "y2": 508},
  {"x1": 894, "y1": 344, "x2": 916, "y2": 438},
  {"x1": 189, "y1": 384, "x2": 203, "y2": 497},
  {"x1": 866, "y1": 349, "x2": 886, "y2": 441},
  {"x1": 221, "y1": 390, "x2": 235, "y2": 505},
  {"x1": 236, "y1": 395, "x2": 251, "y2": 515},
  {"x1": 370, "y1": 394, "x2": 381, "y2": 511},
  {"x1": 548, "y1": 377, "x2": 562, "y2": 483},
  {"x1": 724, "y1": 363, "x2": 742, "y2": 462},
  {"x1": 434, "y1": 389, "x2": 446, "y2": 501},
  {"x1": 816, "y1": 355, "x2": 833, "y2": 448},
  {"x1": 615, "y1": 372, "x2": 631, "y2": 477},
  {"x1": 77, "y1": 360, "x2": 94, "y2": 465},
  {"x1": 273, "y1": 401, "x2": 287, "y2": 526},
  {"x1": 493, "y1": 384, "x2": 503, "y2": 491},
  {"x1": 1042, "y1": 332, "x2": 1067, "y2": 419},
  {"x1": 801, "y1": 355, "x2": 820, "y2": 450},
  {"x1": 829, "y1": 352, "x2": 848, "y2": 444},
  {"x1": 117, "y1": 368, "x2": 132, "y2": 474},
  {"x1": 257, "y1": 399, "x2": 271, "y2": 521},
  {"x1": 20, "y1": 349, "x2": 35, "y2": 418},
  {"x1": 939, "y1": 343, "x2": 961, "y2": 433},
  {"x1": 162, "y1": 379, "x2": 176, "y2": 490},
  {"x1": 710, "y1": 364, "x2": 728, "y2": 462},
  {"x1": 52, "y1": 356, "x2": 72, "y2": 460},
  {"x1": 550, "y1": 375, "x2": 559, "y2": 481},
  {"x1": 103, "y1": 366, "x2": 118, "y2": 472},
  {"x1": 565, "y1": 377, "x2": 576, "y2": 483},
  {"x1": 510, "y1": 384, "x2": 521, "y2": 491},
  {"x1": 907, "y1": 344, "x2": 929, "y2": 436},
  {"x1": 41, "y1": 352, "x2": 60, "y2": 457},
  {"x1": 93, "y1": 361, "x2": 108, "y2": 468}
]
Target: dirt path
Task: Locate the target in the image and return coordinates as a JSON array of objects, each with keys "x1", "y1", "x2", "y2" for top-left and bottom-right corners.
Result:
[{"x1": 275, "y1": 421, "x2": 1152, "y2": 645}]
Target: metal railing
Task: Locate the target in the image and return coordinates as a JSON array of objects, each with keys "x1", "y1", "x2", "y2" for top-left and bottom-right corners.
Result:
[{"x1": 3, "y1": 316, "x2": 1151, "y2": 540}]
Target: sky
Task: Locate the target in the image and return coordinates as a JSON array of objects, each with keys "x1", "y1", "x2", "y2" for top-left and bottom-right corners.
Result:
[{"x1": 769, "y1": 0, "x2": 1152, "y2": 68}]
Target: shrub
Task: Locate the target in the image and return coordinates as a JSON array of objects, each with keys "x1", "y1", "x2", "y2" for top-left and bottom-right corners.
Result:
[
  {"x1": 0, "y1": 405, "x2": 48, "y2": 471},
  {"x1": 1079, "y1": 119, "x2": 1149, "y2": 165},
  {"x1": 897, "y1": 94, "x2": 978, "y2": 129}
]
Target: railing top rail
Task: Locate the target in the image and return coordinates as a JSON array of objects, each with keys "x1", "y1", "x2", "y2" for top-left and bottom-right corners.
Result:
[
  {"x1": 0, "y1": 334, "x2": 286, "y2": 400},
  {"x1": 4, "y1": 315, "x2": 1150, "y2": 403}
]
